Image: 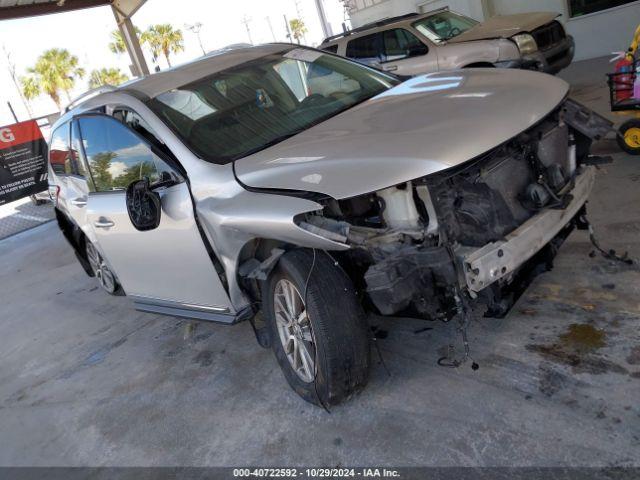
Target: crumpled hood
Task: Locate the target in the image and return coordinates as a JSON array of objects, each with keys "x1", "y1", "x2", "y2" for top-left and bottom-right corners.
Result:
[
  {"x1": 235, "y1": 68, "x2": 569, "y2": 200},
  {"x1": 448, "y1": 12, "x2": 560, "y2": 43}
]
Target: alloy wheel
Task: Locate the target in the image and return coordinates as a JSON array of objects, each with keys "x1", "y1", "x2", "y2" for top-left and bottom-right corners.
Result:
[
  {"x1": 273, "y1": 278, "x2": 316, "y2": 383},
  {"x1": 85, "y1": 241, "x2": 117, "y2": 294}
]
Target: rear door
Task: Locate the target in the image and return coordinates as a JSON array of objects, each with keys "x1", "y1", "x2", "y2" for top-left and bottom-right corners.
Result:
[
  {"x1": 64, "y1": 121, "x2": 93, "y2": 228},
  {"x1": 345, "y1": 32, "x2": 384, "y2": 68},
  {"x1": 77, "y1": 113, "x2": 235, "y2": 320}
]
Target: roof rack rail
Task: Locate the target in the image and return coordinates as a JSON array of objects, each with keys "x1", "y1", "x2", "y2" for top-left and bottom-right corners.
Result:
[
  {"x1": 321, "y1": 7, "x2": 449, "y2": 44},
  {"x1": 65, "y1": 85, "x2": 119, "y2": 112}
]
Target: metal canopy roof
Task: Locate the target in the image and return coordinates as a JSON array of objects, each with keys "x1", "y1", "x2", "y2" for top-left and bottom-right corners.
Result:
[
  {"x1": 0, "y1": 0, "x2": 145, "y2": 21},
  {"x1": 0, "y1": 0, "x2": 110, "y2": 20}
]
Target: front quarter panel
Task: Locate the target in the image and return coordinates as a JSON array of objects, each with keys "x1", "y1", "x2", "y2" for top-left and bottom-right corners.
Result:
[
  {"x1": 438, "y1": 40, "x2": 502, "y2": 68},
  {"x1": 189, "y1": 166, "x2": 348, "y2": 310}
]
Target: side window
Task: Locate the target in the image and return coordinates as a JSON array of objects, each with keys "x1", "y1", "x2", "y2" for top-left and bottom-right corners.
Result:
[
  {"x1": 49, "y1": 123, "x2": 71, "y2": 176},
  {"x1": 70, "y1": 121, "x2": 88, "y2": 180},
  {"x1": 77, "y1": 115, "x2": 177, "y2": 192},
  {"x1": 382, "y1": 28, "x2": 427, "y2": 61},
  {"x1": 321, "y1": 44, "x2": 338, "y2": 54},
  {"x1": 113, "y1": 108, "x2": 163, "y2": 147},
  {"x1": 345, "y1": 33, "x2": 383, "y2": 65}
]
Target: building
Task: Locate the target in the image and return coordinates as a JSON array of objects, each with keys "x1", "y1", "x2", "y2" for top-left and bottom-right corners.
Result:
[{"x1": 345, "y1": 0, "x2": 640, "y2": 61}]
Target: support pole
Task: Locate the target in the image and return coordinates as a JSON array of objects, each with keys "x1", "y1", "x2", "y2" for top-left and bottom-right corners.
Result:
[
  {"x1": 314, "y1": 0, "x2": 332, "y2": 39},
  {"x1": 7, "y1": 101, "x2": 18, "y2": 122},
  {"x1": 112, "y1": 5, "x2": 149, "y2": 77},
  {"x1": 284, "y1": 14, "x2": 292, "y2": 43},
  {"x1": 480, "y1": 0, "x2": 494, "y2": 20}
]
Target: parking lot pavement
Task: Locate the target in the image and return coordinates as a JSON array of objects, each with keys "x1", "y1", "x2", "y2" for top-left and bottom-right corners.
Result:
[
  {"x1": 0, "y1": 59, "x2": 639, "y2": 467},
  {"x1": 0, "y1": 197, "x2": 54, "y2": 240}
]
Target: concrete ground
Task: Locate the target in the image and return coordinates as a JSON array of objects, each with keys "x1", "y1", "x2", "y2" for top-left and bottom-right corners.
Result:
[
  {"x1": 0, "y1": 196, "x2": 54, "y2": 241},
  {"x1": 1, "y1": 58, "x2": 639, "y2": 467}
]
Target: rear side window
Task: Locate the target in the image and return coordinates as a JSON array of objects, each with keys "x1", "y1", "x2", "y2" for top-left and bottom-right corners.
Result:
[
  {"x1": 70, "y1": 122, "x2": 88, "y2": 180},
  {"x1": 49, "y1": 123, "x2": 71, "y2": 176},
  {"x1": 321, "y1": 44, "x2": 338, "y2": 54},
  {"x1": 77, "y1": 115, "x2": 177, "y2": 192},
  {"x1": 382, "y1": 28, "x2": 427, "y2": 61},
  {"x1": 346, "y1": 33, "x2": 382, "y2": 65}
]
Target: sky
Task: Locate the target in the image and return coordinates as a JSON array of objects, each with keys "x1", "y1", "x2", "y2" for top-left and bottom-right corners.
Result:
[{"x1": 0, "y1": 0, "x2": 351, "y2": 126}]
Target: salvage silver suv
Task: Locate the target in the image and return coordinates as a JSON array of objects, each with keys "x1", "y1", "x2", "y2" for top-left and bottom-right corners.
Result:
[
  {"x1": 319, "y1": 9, "x2": 575, "y2": 76},
  {"x1": 49, "y1": 44, "x2": 609, "y2": 406}
]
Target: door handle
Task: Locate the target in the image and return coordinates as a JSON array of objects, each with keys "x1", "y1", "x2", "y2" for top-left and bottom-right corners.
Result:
[
  {"x1": 70, "y1": 198, "x2": 87, "y2": 207},
  {"x1": 383, "y1": 65, "x2": 398, "y2": 72},
  {"x1": 94, "y1": 219, "x2": 115, "y2": 229}
]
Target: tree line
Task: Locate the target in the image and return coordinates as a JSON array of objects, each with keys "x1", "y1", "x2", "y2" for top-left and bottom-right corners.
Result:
[{"x1": 20, "y1": 23, "x2": 184, "y2": 111}]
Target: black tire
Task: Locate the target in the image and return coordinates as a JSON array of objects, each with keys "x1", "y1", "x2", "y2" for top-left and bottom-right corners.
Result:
[
  {"x1": 617, "y1": 119, "x2": 640, "y2": 155},
  {"x1": 29, "y1": 195, "x2": 45, "y2": 206},
  {"x1": 263, "y1": 249, "x2": 370, "y2": 407}
]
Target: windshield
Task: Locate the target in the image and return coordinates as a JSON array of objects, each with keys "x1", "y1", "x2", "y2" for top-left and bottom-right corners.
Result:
[
  {"x1": 145, "y1": 48, "x2": 399, "y2": 164},
  {"x1": 412, "y1": 11, "x2": 479, "y2": 42}
]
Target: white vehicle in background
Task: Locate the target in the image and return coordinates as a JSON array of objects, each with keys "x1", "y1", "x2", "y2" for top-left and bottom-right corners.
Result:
[{"x1": 319, "y1": 9, "x2": 575, "y2": 76}]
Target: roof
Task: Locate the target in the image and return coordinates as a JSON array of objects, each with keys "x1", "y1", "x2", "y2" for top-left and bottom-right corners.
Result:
[
  {"x1": 320, "y1": 8, "x2": 447, "y2": 44},
  {"x1": 122, "y1": 43, "x2": 292, "y2": 98},
  {"x1": 55, "y1": 43, "x2": 298, "y2": 129},
  {"x1": 0, "y1": 0, "x2": 112, "y2": 20}
]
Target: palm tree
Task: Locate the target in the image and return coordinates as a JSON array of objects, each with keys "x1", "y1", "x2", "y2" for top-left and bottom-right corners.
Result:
[
  {"x1": 108, "y1": 27, "x2": 142, "y2": 55},
  {"x1": 289, "y1": 18, "x2": 308, "y2": 44},
  {"x1": 25, "y1": 48, "x2": 85, "y2": 109},
  {"x1": 89, "y1": 68, "x2": 129, "y2": 89},
  {"x1": 141, "y1": 24, "x2": 184, "y2": 67},
  {"x1": 20, "y1": 76, "x2": 40, "y2": 112}
]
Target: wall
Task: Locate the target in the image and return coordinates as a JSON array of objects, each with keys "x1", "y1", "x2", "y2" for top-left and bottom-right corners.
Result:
[
  {"x1": 349, "y1": 0, "x2": 640, "y2": 60},
  {"x1": 350, "y1": 0, "x2": 485, "y2": 25}
]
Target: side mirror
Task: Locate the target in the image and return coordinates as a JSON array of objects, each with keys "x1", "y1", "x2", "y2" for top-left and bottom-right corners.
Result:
[
  {"x1": 126, "y1": 178, "x2": 161, "y2": 231},
  {"x1": 407, "y1": 44, "x2": 428, "y2": 57}
]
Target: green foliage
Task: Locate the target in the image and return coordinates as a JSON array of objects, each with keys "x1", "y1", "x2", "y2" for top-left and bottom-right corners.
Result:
[
  {"x1": 108, "y1": 28, "x2": 142, "y2": 55},
  {"x1": 90, "y1": 151, "x2": 156, "y2": 191},
  {"x1": 23, "y1": 48, "x2": 85, "y2": 109},
  {"x1": 141, "y1": 24, "x2": 184, "y2": 67},
  {"x1": 20, "y1": 76, "x2": 40, "y2": 101},
  {"x1": 113, "y1": 161, "x2": 156, "y2": 189},
  {"x1": 89, "y1": 152, "x2": 116, "y2": 192},
  {"x1": 89, "y1": 68, "x2": 129, "y2": 89},
  {"x1": 289, "y1": 18, "x2": 308, "y2": 43}
]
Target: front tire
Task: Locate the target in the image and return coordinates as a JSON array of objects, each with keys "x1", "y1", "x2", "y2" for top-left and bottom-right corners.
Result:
[
  {"x1": 29, "y1": 195, "x2": 46, "y2": 206},
  {"x1": 263, "y1": 249, "x2": 370, "y2": 407}
]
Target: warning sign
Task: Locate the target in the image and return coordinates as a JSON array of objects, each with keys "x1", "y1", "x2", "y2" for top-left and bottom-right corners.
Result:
[{"x1": 0, "y1": 120, "x2": 48, "y2": 205}]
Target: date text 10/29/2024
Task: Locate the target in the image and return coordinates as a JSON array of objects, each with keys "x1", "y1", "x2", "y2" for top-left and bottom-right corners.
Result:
[{"x1": 233, "y1": 468, "x2": 401, "y2": 478}]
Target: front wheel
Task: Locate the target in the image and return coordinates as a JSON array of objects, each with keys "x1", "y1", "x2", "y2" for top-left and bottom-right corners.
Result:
[
  {"x1": 617, "y1": 119, "x2": 640, "y2": 155},
  {"x1": 263, "y1": 249, "x2": 370, "y2": 407}
]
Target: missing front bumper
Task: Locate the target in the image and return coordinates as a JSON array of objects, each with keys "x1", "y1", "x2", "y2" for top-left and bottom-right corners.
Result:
[{"x1": 462, "y1": 166, "x2": 595, "y2": 293}]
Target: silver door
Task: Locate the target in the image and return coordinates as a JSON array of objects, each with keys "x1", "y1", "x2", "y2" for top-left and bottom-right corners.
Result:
[
  {"x1": 86, "y1": 185, "x2": 233, "y2": 312},
  {"x1": 77, "y1": 114, "x2": 234, "y2": 319}
]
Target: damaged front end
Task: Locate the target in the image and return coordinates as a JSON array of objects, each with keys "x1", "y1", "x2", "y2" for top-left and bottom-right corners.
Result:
[{"x1": 295, "y1": 98, "x2": 612, "y2": 320}]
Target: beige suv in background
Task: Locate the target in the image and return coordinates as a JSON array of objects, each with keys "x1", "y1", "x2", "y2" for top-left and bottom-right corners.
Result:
[{"x1": 319, "y1": 9, "x2": 575, "y2": 76}]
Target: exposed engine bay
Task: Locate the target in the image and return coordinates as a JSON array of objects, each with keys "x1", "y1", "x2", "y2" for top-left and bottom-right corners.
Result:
[{"x1": 295, "y1": 98, "x2": 612, "y2": 320}]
